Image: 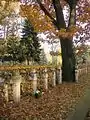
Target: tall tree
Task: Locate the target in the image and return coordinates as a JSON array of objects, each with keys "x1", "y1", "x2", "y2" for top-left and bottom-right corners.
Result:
[
  {"x1": 20, "y1": 0, "x2": 89, "y2": 82},
  {"x1": 21, "y1": 19, "x2": 41, "y2": 65}
]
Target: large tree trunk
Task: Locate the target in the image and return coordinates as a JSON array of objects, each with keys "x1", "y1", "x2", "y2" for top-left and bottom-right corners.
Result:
[
  {"x1": 52, "y1": 0, "x2": 76, "y2": 82},
  {"x1": 37, "y1": 0, "x2": 77, "y2": 82},
  {"x1": 60, "y1": 38, "x2": 76, "y2": 82}
]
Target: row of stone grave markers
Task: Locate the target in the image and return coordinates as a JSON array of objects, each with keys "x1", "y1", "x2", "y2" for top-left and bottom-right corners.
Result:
[
  {"x1": 75, "y1": 67, "x2": 88, "y2": 82},
  {"x1": 3, "y1": 67, "x2": 62, "y2": 103},
  {"x1": 3, "y1": 66, "x2": 88, "y2": 103}
]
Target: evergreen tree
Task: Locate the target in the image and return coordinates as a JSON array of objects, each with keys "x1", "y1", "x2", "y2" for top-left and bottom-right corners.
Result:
[
  {"x1": 20, "y1": 19, "x2": 41, "y2": 65},
  {"x1": 6, "y1": 36, "x2": 24, "y2": 64}
]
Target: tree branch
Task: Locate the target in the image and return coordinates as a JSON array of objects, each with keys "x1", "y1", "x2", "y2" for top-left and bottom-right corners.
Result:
[
  {"x1": 67, "y1": 0, "x2": 77, "y2": 27},
  {"x1": 36, "y1": 0, "x2": 57, "y2": 26},
  {"x1": 52, "y1": 0, "x2": 66, "y2": 29}
]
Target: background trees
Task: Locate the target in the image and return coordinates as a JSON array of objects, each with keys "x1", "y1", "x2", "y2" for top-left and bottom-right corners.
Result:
[
  {"x1": 6, "y1": 36, "x2": 22, "y2": 64},
  {"x1": 39, "y1": 49, "x2": 47, "y2": 65},
  {"x1": 0, "y1": 0, "x2": 20, "y2": 23},
  {"x1": 0, "y1": 18, "x2": 41, "y2": 65},
  {"x1": 20, "y1": 19, "x2": 41, "y2": 65},
  {"x1": 0, "y1": 41, "x2": 7, "y2": 64},
  {"x1": 0, "y1": 3, "x2": 41, "y2": 65}
]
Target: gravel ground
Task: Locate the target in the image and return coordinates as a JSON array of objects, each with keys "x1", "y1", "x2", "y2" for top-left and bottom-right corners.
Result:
[{"x1": 0, "y1": 72, "x2": 90, "y2": 120}]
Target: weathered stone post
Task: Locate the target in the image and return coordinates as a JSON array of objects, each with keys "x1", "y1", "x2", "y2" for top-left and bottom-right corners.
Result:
[
  {"x1": 86, "y1": 62, "x2": 88, "y2": 73},
  {"x1": 33, "y1": 69, "x2": 37, "y2": 93},
  {"x1": 44, "y1": 68, "x2": 48, "y2": 90},
  {"x1": 20, "y1": 74, "x2": 26, "y2": 95},
  {"x1": 52, "y1": 68, "x2": 56, "y2": 86},
  {"x1": 56, "y1": 67, "x2": 62, "y2": 84},
  {"x1": 12, "y1": 71, "x2": 22, "y2": 103},
  {"x1": 59, "y1": 68, "x2": 62, "y2": 84},
  {"x1": 79, "y1": 69, "x2": 81, "y2": 76},
  {"x1": 85, "y1": 67, "x2": 87, "y2": 74},
  {"x1": 75, "y1": 69, "x2": 79, "y2": 82},
  {"x1": 4, "y1": 83, "x2": 8, "y2": 102}
]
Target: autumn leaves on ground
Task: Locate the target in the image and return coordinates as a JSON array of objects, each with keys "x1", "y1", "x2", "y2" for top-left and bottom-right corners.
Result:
[{"x1": 0, "y1": 71, "x2": 90, "y2": 120}]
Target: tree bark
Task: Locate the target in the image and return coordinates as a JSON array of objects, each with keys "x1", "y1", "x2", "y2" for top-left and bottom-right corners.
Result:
[
  {"x1": 52, "y1": 0, "x2": 76, "y2": 82},
  {"x1": 60, "y1": 38, "x2": 75, "y2": 82}
]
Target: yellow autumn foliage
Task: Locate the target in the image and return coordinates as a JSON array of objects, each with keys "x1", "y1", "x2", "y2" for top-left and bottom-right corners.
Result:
[
  {"x1": 20, "y1": 4, "x2": 80, "y2": 38},
  {"x1": 20, "y1": 5, "x2": 56, "y2": 33}
]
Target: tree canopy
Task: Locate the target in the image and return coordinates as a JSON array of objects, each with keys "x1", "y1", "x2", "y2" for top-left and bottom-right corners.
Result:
[
  {"x1": 20, "y1": 0, "x2": 90, "y2": 39},
  {"x1": 19, "y1": 0, "x2": 90, "y2": 82},
  {"x1": 0, "y1": 0, "x2": 89, "y2": 82}
]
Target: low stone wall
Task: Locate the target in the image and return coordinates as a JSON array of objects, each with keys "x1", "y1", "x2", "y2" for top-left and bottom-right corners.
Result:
[
  {"x1": 0, "y1": 65, "x2": 62, "y2": 103},
  {"x1": 0, "y1": 65, "x2": 88, "y2": 103}
]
